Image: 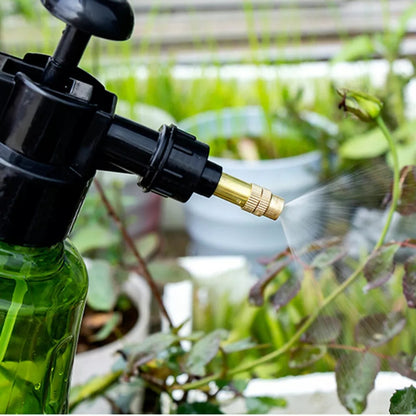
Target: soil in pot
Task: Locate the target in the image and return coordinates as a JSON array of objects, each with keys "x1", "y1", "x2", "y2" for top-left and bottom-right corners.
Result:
[{"x1": 76, "y1": 294, "x2": 139, "y2": 353}]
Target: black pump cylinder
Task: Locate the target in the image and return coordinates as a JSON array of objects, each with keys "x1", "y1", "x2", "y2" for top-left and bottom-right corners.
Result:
[
  {"x1": 0, "y1": 73, "x2": 99, "y2": 246},
  {"x1": 1, "y1": 73, "x2": 95, "y2": 165}
]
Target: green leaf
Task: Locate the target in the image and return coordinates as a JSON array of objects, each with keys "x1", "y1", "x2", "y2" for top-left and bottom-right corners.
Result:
[
  {"x1": 245, "y1": 396, "x2": 287, "y2": 414},
  {"x1": 387, "y1": 142, "x2": 416, "y2": 170},
  {"x1": 310, "y1": 246, "x2": 347, "y2": 269},
  {"x1": 147, "y1": 261, "x2": 192, "y2": 284},
  {"x1": 69, "y1": 370, "x2": 123, "y2": 411},
  {"x1": 332, "y1": 35, "x2": 376, "y2": 63},
  {"x1": 336, "y1": 352, "x2": 380, "y2": 414},
  {"x1": 233, "y1": 379, "x2": 250, "y2": 393},
  {"x1": 339, "y1": 128, "x2": 388, "y2": 160},
  {"x1": 363, "y1": 244, "x2": 399, "y2": 291},
  {"x1": 13, "y1": 0, "x2": 37, "y2": 19},
  {"x1": 71, "y1": 223, "x2": 119, "y2": 253},
  {"x1": 289, "y1": 345, "x2": 327, "y2": 369},
  {"x1": 86, "y1": 260, "x2": 118, "y2": 311},
  {"x1": 122, "y1": 332, "x2": 179, "y2": 369},
  {"x1": 301, "y1": 315, "x2": 342, "y2": 344},
  {"x1": 136, "y1": 233, "x2": 160, "y2": 259},
  {"x1": 403, "y1": 255, "x2": 416, "y2": 308},
  {"x1": 90, "y1": 312, "x2": 122, "y2": 342},
  {"x1": 177, "y1": 402, "x2": 224, "y2": 414},
  {"x1": 355, "y1": 312, "x2": 406, "y2": 348},
  {"x1": 185, "y1": 329, "x2": 229, "y2": 377},
  {"x1": 223, "y1": 338, "x2": 259, "y2": 354},
  {"x1": 390, "y1": 386, "x2": 416, "y2": 414}
]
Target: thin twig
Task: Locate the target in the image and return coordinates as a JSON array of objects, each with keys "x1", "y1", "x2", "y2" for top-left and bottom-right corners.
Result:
[
  {"x1": 94, "y1": 178, "x2": 173, "y2": 328},
  {"x1": 104, "y1": 396, "x2": 125, "y2": 414},
  {"x1": 327, "y1": 343, "x2": 390, "y2": 361}
]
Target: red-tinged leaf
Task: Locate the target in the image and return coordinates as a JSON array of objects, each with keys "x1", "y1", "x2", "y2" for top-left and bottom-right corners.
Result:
[
  {"x1": 268, "y1": 275, "x2": 301, "y2": 312},
  {"x1": 388, "y1": 353, "x2": 416, "y2": 381},
  {"x1": 301, "y1": 315, "x2": 342, "y2": 344},
  {"x1": 363, "y1": 244, "x2": 399, "y2": 291},
  {"x1": 354, "y1": 312, "x2": 406, "y2": 348},
  {"x1": 289, "y1": 345, "x2": 327, "y2": 369},
  {"x1": 301, "y1": 237, "x2": 343, "y2": 254},
  {"x1": 403, "y1": 255, "x2": 416, "y2": 308},
  {"x1": 249, "y1": 258, "x2": 291, "y2": 306},
  {"x1": 310, "y1": 246, "x2": 347, "y2": 269},
  {"x1": 396, "y1": 166, "x2": 416, "y2": 216},
  {"x1": 336, "y1": 352, "x2": 380, "y2": 414}
]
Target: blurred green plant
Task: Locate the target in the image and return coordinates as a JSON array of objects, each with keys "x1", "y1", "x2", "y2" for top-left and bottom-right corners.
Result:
[
  {"x1": 70, "y1": 92, "x2": 416, "y2": 414},
  {"x1": 71, "y1": 177, "x2": 161, "y2": 347},
  {"x1": 333, "y1": 3, "x2": 416, "y2": 171}
]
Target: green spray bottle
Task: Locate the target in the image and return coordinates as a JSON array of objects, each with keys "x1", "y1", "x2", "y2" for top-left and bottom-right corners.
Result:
[{"x1": 0, "y1": 0, "x2": 284, "y2": 412}]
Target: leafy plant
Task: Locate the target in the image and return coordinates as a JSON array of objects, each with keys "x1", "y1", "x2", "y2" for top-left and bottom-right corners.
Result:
[
  {"x1": 71, "y1": 176, "x2": 162, "y2": 349},
  {"x1": 69, "y1": 91, "x2": 416, "y2": 414}
]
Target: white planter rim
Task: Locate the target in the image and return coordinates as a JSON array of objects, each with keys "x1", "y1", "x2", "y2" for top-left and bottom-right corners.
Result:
[{"x1": 210, "y1": 149, "x2": 321, "y2": 170}]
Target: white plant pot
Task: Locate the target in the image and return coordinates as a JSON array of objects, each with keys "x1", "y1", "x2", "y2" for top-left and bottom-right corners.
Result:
[
  {"x1": 221, "y1": 373, "x2": 415, "y2": 414},
  {"x1": 179, "y1": 107, "x2": 333, "y2": 263}
]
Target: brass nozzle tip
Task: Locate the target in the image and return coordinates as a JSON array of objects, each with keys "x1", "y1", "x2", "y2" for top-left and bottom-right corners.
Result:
[
  {"x1": 213, "y1": 172, "x2": 285, "y2": 220},
  {"x1": 242, "y1": 184, "x2": 285, "y2": 220}
]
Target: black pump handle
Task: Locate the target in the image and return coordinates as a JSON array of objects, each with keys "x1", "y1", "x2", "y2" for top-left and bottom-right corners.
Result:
[
  {"x1": 41, "y1": 0, "x2": 135, "y2": 41},
  {"x1": 40, "y1": 0, "x2": 134, "y2": 88}
]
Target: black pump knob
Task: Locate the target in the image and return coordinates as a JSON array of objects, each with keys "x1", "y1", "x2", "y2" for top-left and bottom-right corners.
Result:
[
  {"x1": 40, "y1": 0, "x2": 134, "y2": 89},
  {"x1": 41, "y1": 0, "x2": 134, "y2": 41}
]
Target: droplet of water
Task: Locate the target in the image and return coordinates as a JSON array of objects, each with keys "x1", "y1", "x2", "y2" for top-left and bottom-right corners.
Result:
[{"x1": 34, "y1": 383, "x2": 41, "y2": 390}]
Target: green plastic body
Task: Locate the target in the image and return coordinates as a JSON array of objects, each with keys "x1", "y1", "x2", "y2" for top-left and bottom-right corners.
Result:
[{"x1": 0, "y1": 239, "x2": 88, "y2": 413}]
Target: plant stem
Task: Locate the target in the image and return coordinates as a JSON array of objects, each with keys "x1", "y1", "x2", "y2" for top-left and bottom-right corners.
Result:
[
  {"x1": 94, "y1": 179, "x2": 173, "y2": 328},
  {"x1": 173, "y1": 114, "x2": 401, "y2": 392},
  {"x1": 0, "y1": 279, "x2": 28, "y2": 362},
  {"x1": 374, "y1": 116, "x2": 400, "y2": 249},
  {"x1": 327, "y1": 343, "x2": 390, "y2": 361}
]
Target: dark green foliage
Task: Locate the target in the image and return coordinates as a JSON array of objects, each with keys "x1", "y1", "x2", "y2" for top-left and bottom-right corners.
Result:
[
  {"x1": 390, "y1": 386, "x2": 416, "y2": 414},
  {"x1": 177, "y1": 402, "x2": 224, "y2": 414},
  {"x1": 245, "y1": 396, "x2": 287, "y2": 414}
]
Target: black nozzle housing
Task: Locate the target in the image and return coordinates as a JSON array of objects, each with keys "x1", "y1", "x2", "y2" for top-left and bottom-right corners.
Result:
[{"x1": 100, "y1": 118, "x2": 222, "y2": 202}]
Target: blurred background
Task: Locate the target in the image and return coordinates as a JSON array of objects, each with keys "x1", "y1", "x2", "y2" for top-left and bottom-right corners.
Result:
[{"x1": 3, "y1": 1, "x2": 416, "y2": 258}]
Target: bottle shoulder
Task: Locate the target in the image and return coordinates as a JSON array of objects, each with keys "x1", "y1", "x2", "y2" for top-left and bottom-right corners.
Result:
[{"x1": 0, "y1": 239, "x2": 87, "y2": 287}]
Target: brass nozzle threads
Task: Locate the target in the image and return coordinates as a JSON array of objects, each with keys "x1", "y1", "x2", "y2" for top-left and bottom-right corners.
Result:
[{"x1": 213, "y1": 172, "x2": 285, "y2": 220}]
